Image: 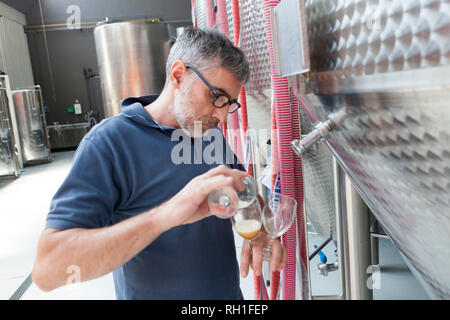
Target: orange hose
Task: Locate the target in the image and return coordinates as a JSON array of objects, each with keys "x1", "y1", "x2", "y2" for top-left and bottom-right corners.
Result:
[
  {"x1": 270, "y1": 271, "x2": 280, "y2": 300},
  {"x1": 231, "y1": 0, "x2": 249, "y2": 145}
]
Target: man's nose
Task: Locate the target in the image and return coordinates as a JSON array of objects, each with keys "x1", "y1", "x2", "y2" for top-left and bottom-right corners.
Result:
[{"x1": 212, "y1": 106, "x2": 229, "y2": 124}]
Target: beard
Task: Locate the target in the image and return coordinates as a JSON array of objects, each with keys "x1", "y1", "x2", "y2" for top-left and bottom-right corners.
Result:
[{"x1": 172, "y1": 88, "x2": 219, "y2": 138}]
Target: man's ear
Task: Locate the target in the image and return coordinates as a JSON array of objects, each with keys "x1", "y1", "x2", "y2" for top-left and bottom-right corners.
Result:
[{"x1": 170, "y1": 60, "x2": 187, "y2": 88}]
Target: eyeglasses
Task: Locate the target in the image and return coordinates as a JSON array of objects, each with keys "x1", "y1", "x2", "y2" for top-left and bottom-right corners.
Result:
[{"x1": 185, "y1": 64, "x2": 241, "y2": 114}]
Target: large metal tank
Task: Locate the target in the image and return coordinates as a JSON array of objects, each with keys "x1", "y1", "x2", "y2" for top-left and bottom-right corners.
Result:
[
  {"x1": 94, "y1": 21, "x2": 171, "y2": 118},
  {"x1": 299, "y1": 0, "x2": 450, "y2": 299},
  {"x1": 11, "y1": 86, "x2": 51, "y2": 164},
  {"x1": 0, "y1": 85, "x2": 19, "y2": 178}
]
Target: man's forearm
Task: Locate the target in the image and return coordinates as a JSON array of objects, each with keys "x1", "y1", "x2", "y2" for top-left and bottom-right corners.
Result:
[
  {"x1": 33, "y1": 165, "x2": 246, "y2": 292},
  {"x1": 32, "y1": 205, "x2": 169, "y2": 291}
]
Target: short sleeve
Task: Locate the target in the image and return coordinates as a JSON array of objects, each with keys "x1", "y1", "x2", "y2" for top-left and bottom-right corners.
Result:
[{"x1": 45, "y1": 137, "x2": 119, "y2": 230}]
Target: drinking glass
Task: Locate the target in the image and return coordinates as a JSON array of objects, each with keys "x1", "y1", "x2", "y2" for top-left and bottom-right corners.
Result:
[
  {"x1": 208, "y1": 175, "x2": 258, "y2": 218},
  {"x1": 261, "y1": 192, "x2": 297, "y2": 260}
]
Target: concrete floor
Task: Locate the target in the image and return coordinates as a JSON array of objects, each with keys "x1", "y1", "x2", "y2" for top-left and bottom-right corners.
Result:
[
  {"x1": 0, "y1": 150, "x2": 430, "y2": 300},
  {"x1": 0, "y1": 151, "x2": 94, "y2": 300}
]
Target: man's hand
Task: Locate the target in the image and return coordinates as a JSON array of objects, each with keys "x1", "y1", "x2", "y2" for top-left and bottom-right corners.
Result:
[
  {"x1": 160, "y1": 165, "x2": 248, "y2": 230},
  {"x1": 239, "y1": 232, "x2": 288, "y2": 278}
]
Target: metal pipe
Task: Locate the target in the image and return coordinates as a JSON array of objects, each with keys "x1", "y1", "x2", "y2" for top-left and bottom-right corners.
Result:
[
  {"x1": 291, "y1": 120, "x2": 333, "y2": 156},
  {"x1": 309, "y1": 236, "x2": 332, "y2": 260},
  {"x1": 370, "y1": 218, "x2": 380, "y2": 265},
  {"x1": 342, "y1": 173, "x2": 372, "y2": 300},
  {"x1": 297, "y1": 193, "x2": 311, "y2": 300},
  {"x1": 318, "y1": 261, "x2": 339, "y2": 277},
  {"x1": 333, "y1": 157, "x2": 372, "y2": 299},
  {"x1": 24, "y1": 18, "x2": 161, "y2": 30},
  {"x1": 290, "y1": 109, "x2": 346, "y2": 157},
  {"x1": 371, "y1": 233, "x2": 390, "y2": 240},
  {"x1": 333, "y1": 157, "x2": 347, "y2": 299},
  {"x1": 24, "y1": 18, "x2": 191, "y2": 33}
]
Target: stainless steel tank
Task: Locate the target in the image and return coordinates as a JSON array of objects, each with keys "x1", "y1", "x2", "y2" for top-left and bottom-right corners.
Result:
[
  {"x1": 94, "y1": 21, "x2": 171, "y2": 118},
  {"x1": 11, "y1": 86, "x2": 51, "y2": 164},
  {"x1": 299, "y1": 0, "x2": 450, "y2": 299},
  {"x1": 0, "y1": 85, "x2": 19, "y2": 178},
  {"x1": 47, "y1": 122, "x2": 90, "y2": 150}
]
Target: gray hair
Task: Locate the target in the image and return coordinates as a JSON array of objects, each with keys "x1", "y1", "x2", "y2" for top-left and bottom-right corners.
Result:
[{"x1": 164, "y1": 27, "x2": 250, "y2": 87}]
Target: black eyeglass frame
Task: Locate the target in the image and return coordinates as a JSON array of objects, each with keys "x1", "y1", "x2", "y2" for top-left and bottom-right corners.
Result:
[{"x1": 185, "y1": 64, "x2": 241, "y2": 114}]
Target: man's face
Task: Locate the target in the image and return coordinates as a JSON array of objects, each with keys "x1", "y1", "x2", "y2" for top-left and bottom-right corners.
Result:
[{"x1": 172, "y1": 65, "x2": 242, "y2": 138}]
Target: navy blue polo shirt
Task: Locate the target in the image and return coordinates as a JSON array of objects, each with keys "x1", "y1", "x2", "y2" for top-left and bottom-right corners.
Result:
[{"x1": 45, "y1": 95, "x2": 245, "y2": 299}]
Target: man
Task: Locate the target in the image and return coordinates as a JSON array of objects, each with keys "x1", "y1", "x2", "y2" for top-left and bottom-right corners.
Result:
[{"x1": 32, "y1": 27, "x2": 287, "y2": 299}]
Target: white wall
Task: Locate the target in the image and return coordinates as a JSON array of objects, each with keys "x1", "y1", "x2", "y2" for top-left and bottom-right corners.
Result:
[
  {"x1": 0, "y1": 2, "x2": 34, "y2": 88},
  {"x1": 0, "y1": 1, "x2": 26, "y2": 25}
]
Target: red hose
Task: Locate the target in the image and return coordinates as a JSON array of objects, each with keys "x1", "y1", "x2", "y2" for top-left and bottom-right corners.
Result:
[
  {"x1": 216, "y1": 0, "x2": 244, "y2": 163},
  {"x1": 253, "y1": 274, "x2": 260, "y2": 299},
  {"x1": 269, "y1": 98, "x2": 281, "y2": 300},
  {"x1": 240, "y1": 86, "x2": 252, "y2": 178},
  {"x1": 203, "y1": 0, "x2": 229, "y2": 141},
  {"x1": 231, "y1": 0, "x2": 249, "y2": 143},
  {"x1": 216, "y1": 0, "x2": 229, "y2": 34},
  {"x1": 231, "y1": 0, "x2": 240, "y2": 43},
  {"x1": 263, "y1": 0, "x2": 298, "y2": 300},
  {"x1": 291, "y1": 77, "x2": 307, "y2": 275},
  {"x1": 270, "y1": 95, "x2": 280, "y2": 300},
  {"x1": 270, "y1": 270, "x2": 280, "y2": 300},
  {"x1": 205, "y1": 0, "x2": 216, "y2": 28},
  {"x1": 239, "y1": 89, "x2": 248, "y2": 141}
]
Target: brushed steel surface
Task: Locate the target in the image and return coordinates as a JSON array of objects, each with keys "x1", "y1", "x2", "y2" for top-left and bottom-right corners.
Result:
[
  {"x1": 47, "y1": 122, "x2": 90, "y2": 151},
  {"x1": 226, "y1": 0, "x2": 235, "y2": 44},
  {"x1": 306, "y1": 0, "x2": 450, "y2": 80},
  {"x1": 0, "y1": 16, "x2": 34, "y2": 90},
  {"x1": 11, "y1": 87, "x2": 50, "y2": 164},
  {"x1": 0, "y1": 86, "x2": 18, "y2": 177},
  {"x1": 300, "y1": 105, "x2": 337, "y2": 242},
  {"x1": 94, "y1": 22, "x2": 170, "y2": 118},
  {"x1": 194, "y1": 0, "x2": 208, "y2": 30},
  {"x1": 193, "y1": 0, "x2": 272, "y2": 93},
  {"x1": 271, "y1": 0, "x2": 310, "y2": 76},
  {"x1": 300, "y1": 79, "x2": 450, "y2": 299},
  {"x1": 237, "y1": 0, "x2": 272, "y2": 93},
  {"x1": 301, "y1": 0, "x2": 450, "y2": 299},
  {"x1": 342, "y1": 174, "x2": 372, "y2": 300}
]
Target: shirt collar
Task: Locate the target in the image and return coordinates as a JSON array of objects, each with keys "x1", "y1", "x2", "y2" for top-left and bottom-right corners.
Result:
[{"x1": 121, "y1": 94, "x2": 176, "y2": 132}]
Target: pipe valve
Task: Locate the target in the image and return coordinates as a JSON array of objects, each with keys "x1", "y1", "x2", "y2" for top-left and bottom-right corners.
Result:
[
  {"x1": 290, "y1": 119, "x2": 333, "y2": 156},
  {"x1": 313, "y1": 244, "x2": 339, "y2": 277},
  {"x1": 318, "y1": 261, "x2": 339, "y2": 277},
  {"x1": 290, "y1": 109, "x2": 346, "y2": 157}
]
